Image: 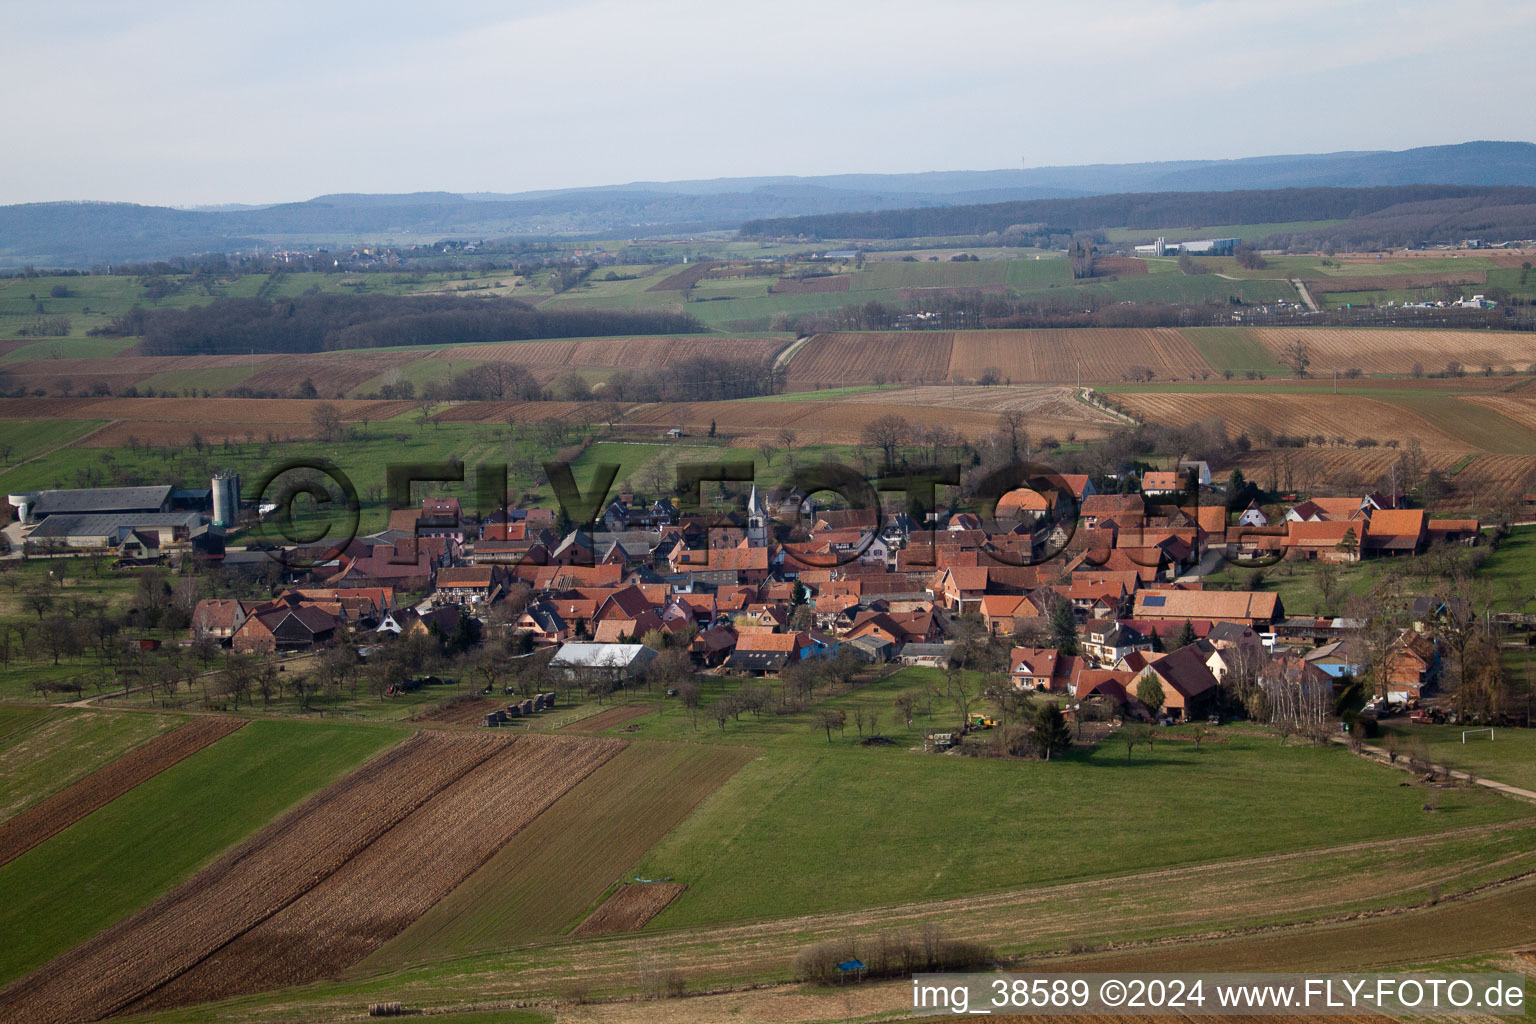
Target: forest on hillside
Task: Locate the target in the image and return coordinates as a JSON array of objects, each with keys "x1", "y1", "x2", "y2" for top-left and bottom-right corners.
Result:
[{"x1": 94, "y1": 294, "x2": 703, "y2": 355}]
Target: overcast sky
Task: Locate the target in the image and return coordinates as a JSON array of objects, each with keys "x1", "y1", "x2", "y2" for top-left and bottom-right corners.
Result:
[{"x1": 4, "y1": 0, "x2": 1534, "y2": 207}]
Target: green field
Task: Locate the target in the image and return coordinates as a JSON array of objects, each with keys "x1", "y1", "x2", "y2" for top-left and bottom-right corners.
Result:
[
  {"x1": 0, "y1": 719, "x2": 401, "y2": 986},
  {"x1": 371, "y1": 742, "x2": 755, "y2": 963},
  {"x1": 134, "y1": 364, "x2": 259, "y2": 396},
  {"x1": 632, "y1": 724, "x2": 1527, "y2": 929},
  {"x1": 1182, "y1": 326, "x2": 1290, "y2": 374},
  {"x1": 1475, "y1": 526, "x2": 1536, "y2": 613},
  {"x1": 0, "y1": 418, "x2": 109, "y2": 465},
  {"x1": 0, "y1": 420, "x2": 574, "y2": 534},
  {"x1": 1381, "y1": 393, "x2": 1536, "y2": 455},
  {"x1": 0, "y1": 709, "x2": 181, "y2": 820},
  {"x1": 1377, "y1": 723, "x2": 1536, "y2": 792},
  {"x1": 0, "y1": 705, "x2": 52, "y2": 746},
  {"x1": 1203, "y1": 556, "x2": 1395, "y2": 617},
  {"x1": 1101, "y1": 220, "x2": 1351, "y2": 246}
]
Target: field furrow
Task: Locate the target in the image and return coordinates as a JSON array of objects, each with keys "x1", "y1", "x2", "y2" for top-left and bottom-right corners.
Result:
[
  {"x1": 1119, "y1": 392, "x2": 1470, "y2": 451},
  {"x1": 1253, "y1": 328, "x2": 1536, "y2": 375},
  {"x1": 0, "y1": 717, "x2": 244, "y2": 869},
  {"x1": 573, "y1": 882, "x2": 688, "y2": 935},
  {"x1": 128, "y1": 734, "x2": 625, "y2": 1013},
  {"x1": 369, "y1": 742, "x2": 755, "y2": 962},
  {"x1": 0, "y1": 731, "x2": 505, "y2": 1024}
]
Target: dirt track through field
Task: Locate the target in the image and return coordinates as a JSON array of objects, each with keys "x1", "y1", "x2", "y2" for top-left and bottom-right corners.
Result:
[
  {"x1": 127, "y1": 733, "x2": 625, "y2": 1014},
  {"x1": 0, "y1": 731, "x2": 508, "y2": 1024},
  {"x1": 0, "y1": 717, "x2": 245, "y2": 869}
]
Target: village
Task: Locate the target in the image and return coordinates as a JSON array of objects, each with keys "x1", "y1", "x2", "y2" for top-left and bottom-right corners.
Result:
[{"x1": 3, "y1": 460, "x2": 1505, "y2": 756}]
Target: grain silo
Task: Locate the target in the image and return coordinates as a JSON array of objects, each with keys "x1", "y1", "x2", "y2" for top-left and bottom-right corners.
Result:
[{"x1": 211, "y1": 471, "x2": 241, "y2": 527}]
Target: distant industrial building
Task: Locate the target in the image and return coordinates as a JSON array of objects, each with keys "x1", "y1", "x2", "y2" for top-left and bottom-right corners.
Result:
[{"x1": 1133, "y1": 237, "x2": 1241, "y2": 257}]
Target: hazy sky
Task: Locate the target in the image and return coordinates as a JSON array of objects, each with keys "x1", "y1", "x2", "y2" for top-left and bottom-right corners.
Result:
[{"x1": 4, "y1": 0, "x2": 1534, "y2": 207}]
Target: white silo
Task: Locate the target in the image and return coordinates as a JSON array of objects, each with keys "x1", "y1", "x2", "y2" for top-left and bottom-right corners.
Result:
[{"x1": 212, "y1": 472, "x2": 241, "y2": 527}]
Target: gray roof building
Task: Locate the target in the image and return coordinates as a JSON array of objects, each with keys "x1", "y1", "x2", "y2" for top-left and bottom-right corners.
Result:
[
  {"x1": 29, "y1": 511, "x2": 206, "y2": 545},
  {"x1": 11, "y1": 485, "x2": 173, "y2": 520}
]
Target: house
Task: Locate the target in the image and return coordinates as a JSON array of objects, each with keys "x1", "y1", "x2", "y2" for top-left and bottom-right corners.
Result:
[
  {"x1": 1059, "y1": 474, "x2": 1097, "y2": 501},
  {"x1": 1080, "y1": 493, "x2": 1144, "y2": 528},
  {"x1": 1285, "y1": 497, "x2": 1367, "y2": 523},
  {"x1": 1284, "y1": 520, "x2": 1364, "y2": 563},
  {"x1": 1131, "y1": 588, "x2": 1282, "y2": 629},
  {"x1": 1082, "y1": 619, "x2": 1151, "y2": 667},
  {"x1": 898, "y1": 642, "x2": 955, "y2": 668},
  {"x1": 1074, "y1": 669, "x2": 1134, "y2": 706},
  {"x1": 726, "y1": 631, "x2": 816, "y2": 675},
  {"x1": 550, "y1": 643, "x2": 658, "y2": 685},
  {"x1": 1382, "y1": 631, "x2": 1439, "y2": 701},
  {"x1": 1237, "y1": 502, "x2": 1269, "y2": 528},
  {"x1": 1009, "y1": 647, "x2": 1081, "y2": 692},
  {"x1": 433, "y1": 566, "x2": 502, "y2": 606},
  {"x1": 1140, "y1": 471, "x2": 1183, "y2": 496},
  {"x1": 1363, "y1": 509, "x2": 1426, "y2": 556},
  {"x1": 846, "y1": 634, "x2": 896, "y2": 663},
  {"x1": 937, "y1": 566, "x2": 989, "y2": 612},
  {"x1": 191, "y1": 599, "x2": 248, "y2": 640},
  {"x1": 514, "y1": 602, "x2": 568, "y2": 646},
  {"x1": 1426, "y1": 518, "x2": 1480, "y2": 546},
  {"x1": 232, "y1": 605, "x2": 340, "y2": 654},
  {"x1": 1177, "y1": 460, "x2": 1213, "y2": 488},
  {"x1": 980, "y1": 594, "x2": 1028, "y2": 635},
  {"x1": 995, "y1": 488, "x2": 1052, "y2": 519},
  {"x1": 1303, "y1": 639, "x2": 1363, "y2": 679},
  {"x1": 689, "y1": 625, "x2": 738, "y2": 667},
  {"x1": 1135, "y1": 643, "x2": 1220, "y2": 720}
]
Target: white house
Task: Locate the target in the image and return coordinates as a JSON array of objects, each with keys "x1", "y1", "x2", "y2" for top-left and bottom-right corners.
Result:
[{"x1": 1237, "y1": 502, "x2": 1269, "y2": 528}]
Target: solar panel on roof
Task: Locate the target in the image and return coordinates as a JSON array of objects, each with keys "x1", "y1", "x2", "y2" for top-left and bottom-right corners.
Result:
[{"x1": 1143, "y1": 595, "x2": 1166, "y2": 607}]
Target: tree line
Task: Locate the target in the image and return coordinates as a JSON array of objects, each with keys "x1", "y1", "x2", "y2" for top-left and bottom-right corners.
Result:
[
  {"x1": 95, "y1": 293, "x2": 703, "y2": 356},
  {"x1": 739, "y1": 185, "x2": 1535, "y2": 241}
]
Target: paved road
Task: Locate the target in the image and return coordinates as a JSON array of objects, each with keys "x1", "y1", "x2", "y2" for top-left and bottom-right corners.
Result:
[{"x1": 1292, "y1": 277, "x2": 1320, "y2": 312}]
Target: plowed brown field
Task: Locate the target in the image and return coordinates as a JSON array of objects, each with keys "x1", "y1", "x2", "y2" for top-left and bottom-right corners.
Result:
[
  {"x1": 624, "y1": 399, "x2": 1031, "y2": 445},
  {"x1": 0, "y1": 396, "x2": 413, "y2": 423},
  {"x1": 784, "y1": 330, "x2": 1215, "y2": 386},
  {"x1": 432, "y1": 337, "x2": 783, "y2": 371},
  {"x1": 0, "y1": 718, "x2": 244, "y2": 869},
  {"x1": 242, "y1": 351, "x2": 422, "y2": 395},
  {"x1": 1253, "y1": 328, "x2": 1536, "y2": 374},
  {"x1": 1120, "y1": 392, "x2": 1469, "y2": 451},
  {"x1": 0, "y1": 731, "x2": 506, "y2": 1024},
  {"x1": 1228, "y1": 448, "x2": 1468, "y2": 493},
  {"x1": 1446, "y1": 454, "x2": 1536, "y2": 505},
  {"x1": 772, "y1": 275, "x2": 851, "y2": 294},
  {"x1": 573, "y1": 882, "x2": 687, "y2": 935},
  {"x1": 784, "y1": 332, "x2": 955, "y2": 386},
  {"x1": 127, "y1": 734, "x2": 624, "y2": 1014},
  {"x1": 426, "y1": 400, "x2": 598, "y2": 424},
  {"x1": 411, "y1": 696, "x2": 504, "y2": 725},
  {"x1": 562, "y1": 704, "x2": 654, "y2": 732},
  {"x1": 949, "y1": 328, "x2": 1211, "y2": 382}
]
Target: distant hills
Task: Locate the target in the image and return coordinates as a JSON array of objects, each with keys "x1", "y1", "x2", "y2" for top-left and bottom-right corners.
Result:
[{"x1": 2, "y1": 142, "x2": 1533, "y2": 267}]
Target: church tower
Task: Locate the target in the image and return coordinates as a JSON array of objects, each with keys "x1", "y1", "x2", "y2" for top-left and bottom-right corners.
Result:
[{"x1": 747, "y1": 484, "x2": 768, "y2": 548}]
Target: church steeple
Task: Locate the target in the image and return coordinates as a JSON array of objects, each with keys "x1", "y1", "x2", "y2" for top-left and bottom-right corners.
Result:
[{"x1": 747, "y1": 484, "x2": 767, "y2": 547}]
